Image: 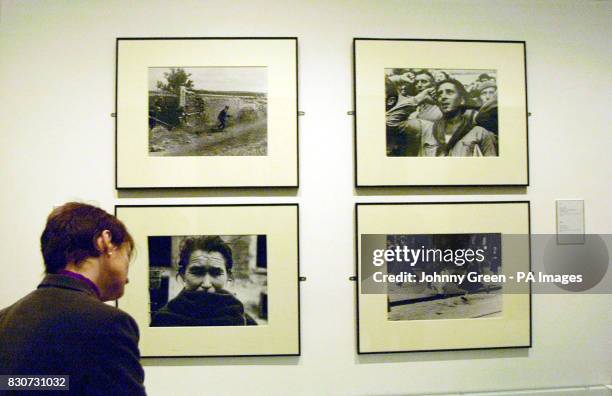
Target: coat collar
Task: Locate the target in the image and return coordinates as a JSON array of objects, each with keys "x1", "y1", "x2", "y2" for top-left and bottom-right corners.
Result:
[{"x1": 38, "y1": 273, "x2": 101, "y2": 300}]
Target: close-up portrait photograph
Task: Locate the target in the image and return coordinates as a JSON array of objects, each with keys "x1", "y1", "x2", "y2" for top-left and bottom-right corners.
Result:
[{"x1": 148, "y1": 235, "x2": 268, "y2": 327}]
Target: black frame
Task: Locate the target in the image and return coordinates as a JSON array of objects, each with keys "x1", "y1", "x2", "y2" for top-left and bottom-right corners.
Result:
[
  {"x1": 114, "y1": 203, "x2": 301, "y2": 358},
  {"x1": 115, "y1": 37, "x2": 300, "y2": 190},
  {"x1": 354, "y1": 201, "x2": 532, "y2": 354},
  {"x1": 353, "y1": 38, "x2": 530, "y2": 188}
]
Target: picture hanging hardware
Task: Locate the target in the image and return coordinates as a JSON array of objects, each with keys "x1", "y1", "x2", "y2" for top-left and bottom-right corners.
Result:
[
  {"x1": 528, "y1": 112, "x2": 532, "y2": 116},
  {"x1": 298, "y1": 111, "x2": 305, "y2": 116},
  {"x1": 299, "y1": 276, "x2": 307, "y2": 282},
  {"x1": 110, "y1": 113, "x2": 116, "y2": 118},
  {"x1": 347, "y1": 111, "x2": 355, "y2": 116},
  {"x1": 349, "y1": 276, "x2": 357, "y2": 281}
]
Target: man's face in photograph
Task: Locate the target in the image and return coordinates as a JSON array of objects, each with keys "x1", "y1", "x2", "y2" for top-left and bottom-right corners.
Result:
[{"x1": 436, "y1": 82, "x2": 463, "y2": 114}]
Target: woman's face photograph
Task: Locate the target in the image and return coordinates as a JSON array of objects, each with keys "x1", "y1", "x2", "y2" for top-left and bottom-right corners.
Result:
[
  {"x1": 148, "y1": 234, "x2": 269, "y2": 327},
  {"x1": 182, "y1": 249, "x2": 228, "y2": 293}
]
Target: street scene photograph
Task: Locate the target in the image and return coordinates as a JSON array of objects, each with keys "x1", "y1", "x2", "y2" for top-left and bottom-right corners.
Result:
[{"x1": 386, "y1": 233, "x2": 503, "y2": 321}]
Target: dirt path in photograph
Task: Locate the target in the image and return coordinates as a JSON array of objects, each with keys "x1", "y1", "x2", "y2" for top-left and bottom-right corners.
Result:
[{"x1": 158, "y1": 119, "x2": 267, "y2": 156}]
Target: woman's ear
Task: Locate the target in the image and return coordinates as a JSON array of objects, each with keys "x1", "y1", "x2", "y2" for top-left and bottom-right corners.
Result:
[{"x1": 97, "y1": 230, "x2": 116, "y2": 255}]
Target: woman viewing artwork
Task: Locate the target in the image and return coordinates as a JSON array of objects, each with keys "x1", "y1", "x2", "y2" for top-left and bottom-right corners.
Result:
[{"x1": 150, "y1": 235, "x2": 267, "y2": 327}]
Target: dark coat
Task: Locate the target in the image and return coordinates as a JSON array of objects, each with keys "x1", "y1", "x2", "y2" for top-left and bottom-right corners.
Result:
[
  {"x1": 151, "y1": 289, "x2": 257, "y2": 327},
  {"x1": 0, "y1": 274, "x2": 146, "y2": 396}
]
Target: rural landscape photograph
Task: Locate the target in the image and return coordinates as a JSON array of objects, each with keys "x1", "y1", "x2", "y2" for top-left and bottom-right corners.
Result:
[{"x1": 148, "y1": 66, "x2": 268, "y2": 156}]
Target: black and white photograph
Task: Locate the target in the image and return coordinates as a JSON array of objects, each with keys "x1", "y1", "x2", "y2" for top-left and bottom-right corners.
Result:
[
  {"x1": 356, "y1": 202, "x2": 530, "y2": 353},
  {"x1": 385, "y1": 68, "x2": 499, "y2": 157},
  {"x1": 355, "y1": 39, "x2": 527, "y2": 186},
  {"x1": 386, "y1": 233, "x2": 503, "y2": 321},
  {"x1": 116, "y1": 204, "x2": 299, "y2": 356},
  {"x1": 148, "y1": 67, "x2": 268, "y2": 156},
  {"x1": 117, "y1": 38, "x2": 298, "y2": 188},
  {"x1": 148, "y1": 234, "x2": 268, "y2": 327}
]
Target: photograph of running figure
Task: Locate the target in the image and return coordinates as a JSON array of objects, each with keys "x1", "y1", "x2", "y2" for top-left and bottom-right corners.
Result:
[{"x1": 148, "y1": 67, "x2": 268, "y2": 156}]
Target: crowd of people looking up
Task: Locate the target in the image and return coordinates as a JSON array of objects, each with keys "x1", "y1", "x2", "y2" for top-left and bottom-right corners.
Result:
[{"x1": 386, "y1": 68, "x2": 499, "y2": 157}]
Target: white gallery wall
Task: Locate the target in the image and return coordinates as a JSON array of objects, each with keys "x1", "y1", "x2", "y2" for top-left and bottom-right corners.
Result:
[{"x1": 0, "y1": 0, "x2": 610, "y2": 395}]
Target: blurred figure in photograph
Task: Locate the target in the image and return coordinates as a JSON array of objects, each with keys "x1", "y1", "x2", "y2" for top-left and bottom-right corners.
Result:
[
  {"x1": 388, "y1": 68, "x2": 417, "y2": 97},
  {"x1": 151, "y1": 236, "x2": 257, "y2": 327},
  {"x1": 398, "y1": 83, "x2": 411, "y2": 98},
  {"x1": 217, "y1": 105, "x2": 231, "y2": 130},
  {"x1": 386, "y1": 69, "x2": 443, "y2": 156},
  {"x1": 149, "y1": 98, "x2": 163, "y2": 130},
  {"x1": 387, "y1": 70, "x2": 442, "y2": 121},
  {"x1": 407, "y1": 70, "x2": 443, "y2": 122},
  {"x1": 433, "y1": 70, "x2": 451, "y2": 83},
  {"x1": 385, "y1": 77, "x2": 399, "y2": 111},
  {"x1": 477, "y1": 73, "x2": 495, "y2": 83},
  {"x1": 469, "y1": 73, "x2": 497, "y2": 104},
  {"x1": 474, "y1": 80, "x2": 499, "y2": 135},
  {"x1": 386, "y1": 75, "x2": 420, "y2": 156},
  {"x1": 387, "y1": 78, "x2": 497, "y2": 156},
  {"x1": 478, "y1": 80, "x2": 497, "y2": 103}
]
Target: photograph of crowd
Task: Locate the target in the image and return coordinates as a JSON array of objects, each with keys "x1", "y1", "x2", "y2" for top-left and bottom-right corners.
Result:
[
  {"x1": 148, "y1": 67, "x2": 268, "y2": 156},
  {"x1": 385, "y1": 68, "x2": 498, "y2": 157},
  {"x1": 147, "y1": 234, "x2": 268, "y2": 327},
  {"x1": 385, "y1": 233, "x2": 503, "y2": 321}
]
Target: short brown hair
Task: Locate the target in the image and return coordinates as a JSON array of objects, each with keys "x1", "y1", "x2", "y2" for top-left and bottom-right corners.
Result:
[{"x1": 40, "y1": 202, "x2": 134, "y2": 273}]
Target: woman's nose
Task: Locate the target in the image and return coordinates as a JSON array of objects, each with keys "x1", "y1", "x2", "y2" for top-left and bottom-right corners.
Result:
[{"x1": 200, "y1": 274, "x2": 213, "y2": 289}]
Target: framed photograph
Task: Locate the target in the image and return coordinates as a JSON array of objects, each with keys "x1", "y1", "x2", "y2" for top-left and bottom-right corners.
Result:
[
  {"x1": 116, "y1": 37, "x2": 298, "y2": 188},
  {"x1": 356, "y1": 201, "x2": 531, "y2": 353},
  {"x1": 115, "y1": 204, "x2": 300, "y2": 357},
  {"x1": 354, "y1": 38, "x2": 529, "y2": 186}
]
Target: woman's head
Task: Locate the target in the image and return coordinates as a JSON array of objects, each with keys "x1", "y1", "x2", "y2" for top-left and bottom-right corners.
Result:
[
  {"x1": 177, "y1": 236, "x2": 233, "y2": 293},
  {"x1": 40, "y1": 202, "x2": 134, "y2": 273}
]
